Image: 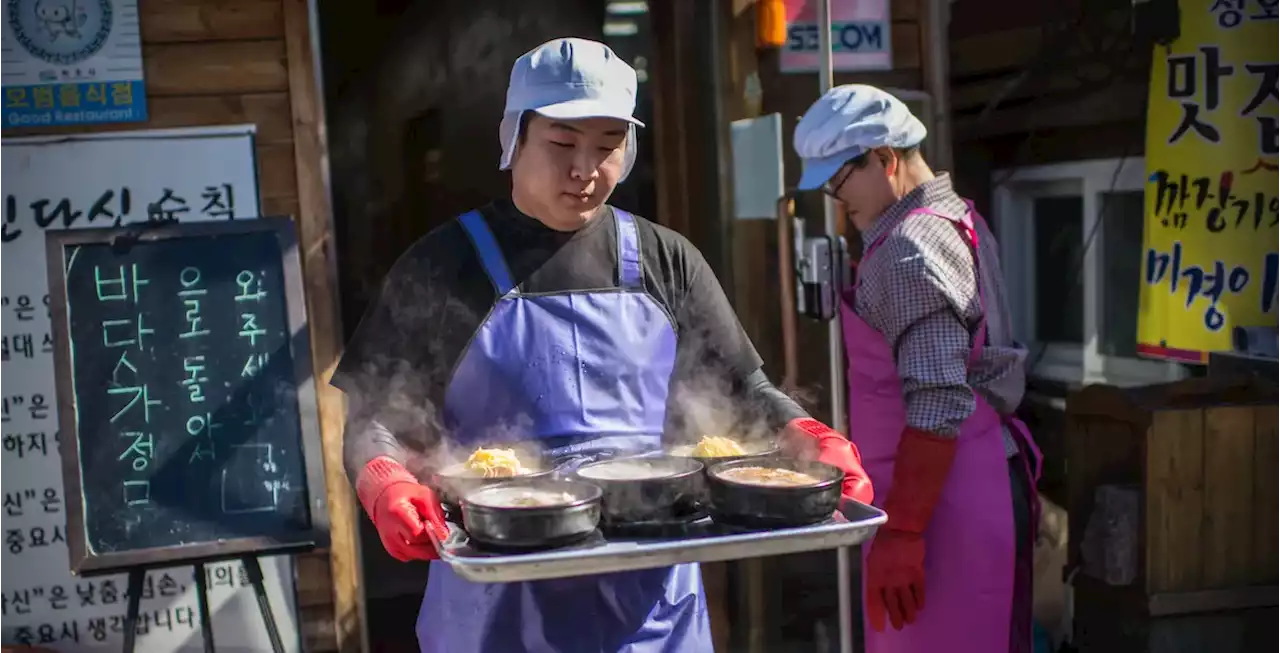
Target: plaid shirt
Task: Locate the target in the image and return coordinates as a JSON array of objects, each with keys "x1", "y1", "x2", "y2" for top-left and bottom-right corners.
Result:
[{"x1": 852, "y1": 174, "x2": 1026, "y2": 455}]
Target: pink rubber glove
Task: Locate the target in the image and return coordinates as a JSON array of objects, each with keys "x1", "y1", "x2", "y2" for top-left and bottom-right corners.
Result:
[
  {"x1": 779, "y1": 418, "x2": 874, "y2": 505},
  {"x1": 356, "y1": 456, "x2": 450, "y2": 562}
]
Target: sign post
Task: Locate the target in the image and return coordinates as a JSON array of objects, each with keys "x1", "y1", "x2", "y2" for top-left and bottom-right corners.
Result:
[
  {"x1": 1137, "y1": 0, "x2": 1279, "y2": 363},
  {"x1": 812, "y1": 3, "x2": 856, "y2": 653}
]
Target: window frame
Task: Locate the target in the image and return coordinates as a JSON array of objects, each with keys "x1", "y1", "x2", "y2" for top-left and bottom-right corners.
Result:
[{"x1": 991, "y1": 157, "x2": 1188, "y2": 388}]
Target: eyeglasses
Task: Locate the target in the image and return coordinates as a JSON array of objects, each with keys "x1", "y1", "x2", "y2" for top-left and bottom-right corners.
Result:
[
  {"x1": 821, "y1": 152, "x2": 872, "y2": 198},
  {"x1": 821, "y1": 164, "x2": 855, "y2": 198}
]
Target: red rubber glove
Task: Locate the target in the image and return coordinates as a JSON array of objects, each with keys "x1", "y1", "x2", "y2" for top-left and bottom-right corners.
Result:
[
  {"x1": 356, "y1": 456, "x2": 450, "y2": 562},
  {"x1": 864, "y1": 427, "x2": 958, "y2": 632},
  {"x1": 779, "y1": 418, "x2": 873, "y2": 505}
]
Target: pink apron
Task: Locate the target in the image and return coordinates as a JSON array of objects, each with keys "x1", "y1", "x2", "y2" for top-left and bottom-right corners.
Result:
[{"x1": 842, "y1": 204, "x2": 1042, "y2": 653}]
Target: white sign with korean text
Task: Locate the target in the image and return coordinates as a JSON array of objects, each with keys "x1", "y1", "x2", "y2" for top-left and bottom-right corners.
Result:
[
  {"x1": 0, "y1": 127, "x2": 303, "y2": 652},
  {"x1": 1, "y1": 0, "x2": 148, "y2": 127},
  {"x1": 780, "y1": 0, "x2": 893, "y2": 73}
]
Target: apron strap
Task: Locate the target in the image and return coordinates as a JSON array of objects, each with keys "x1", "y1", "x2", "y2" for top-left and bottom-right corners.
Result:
[
  {"x1": 614, "y1": 209, "x2": 644, "y2": 290},
  {"x1": 458, "y1": 209, "x2": 517, "y2": 297}
]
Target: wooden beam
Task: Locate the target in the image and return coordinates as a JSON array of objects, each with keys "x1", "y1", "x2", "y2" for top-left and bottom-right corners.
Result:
[
  {"x1": 144, "y1": 40, "x2": 289, "y2": 96},
  {"x1": 649, "y1": 0, "x2": 692, "y2": 237},
  {"x1": 953, "y1": 81, "x2": 1148, "y2": 141},
  {"x1": 949, "y1": 26, "x2": 1042, "y2": 78},
  {"x1": 975, "y1": 119, "x2": 1147, "y2": 167},
  {"x1": 919, "y1": 0, "x2": 952, "y2": 170},
  {"x1": 141, "y1": 0, "x2": 284, "y2": 43},
  {"x1": 149, "y1": 93, "x2": 295, "y2": 143},
  {"x1": 281, "y1": 1, "x2": 363, "y2": 653},
  {"x1": 888, "y1": 22, "x2": 923, "y2": 70},
  {"x1": 257, "y1": 142, "x2": 300, "y2": 201},
  {"x1": 891, "y1": 0, "x2": 922, "y2": 22},
  {"x1": 950, "y1": 0, "x2": 1081, "y2": 38},
  {"x1": 295, "y1": 551, "x2": 337, "y2": 607},
  {"x1": 263, "y1": 196, "x2": 302, "y2": 219},
  {"x1": 950, "y1": 61, "x2": 1117, "y2": 112},
  {"x1": 299, "y1": 605, "x2": 339, "y2": 653}
]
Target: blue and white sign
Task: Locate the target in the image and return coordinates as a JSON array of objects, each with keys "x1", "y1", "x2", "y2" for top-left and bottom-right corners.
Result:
[
  {"x1": 2, "y1": 0, "x2": 146, "y2": 128},
  {"x1": 780, "y1": 0, "x2": 893, "y2": 74}
]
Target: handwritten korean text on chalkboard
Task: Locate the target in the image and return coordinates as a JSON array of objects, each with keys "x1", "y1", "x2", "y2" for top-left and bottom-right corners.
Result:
[
  {"x1": 62, "y1": 231, "x2": 311, "y2": 555},
  {"x1": 94, "y1": 263, "x2": 157, "y2": 509}
]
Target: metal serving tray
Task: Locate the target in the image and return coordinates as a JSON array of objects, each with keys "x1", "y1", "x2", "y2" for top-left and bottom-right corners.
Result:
[{"x1": 439, "y1": 501, "x2": 886, "y2": 584}]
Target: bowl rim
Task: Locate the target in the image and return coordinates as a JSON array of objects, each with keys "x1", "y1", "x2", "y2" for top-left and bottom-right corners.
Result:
[
  {"x1": 573, "y1": 453, "x2": 704, "y2": 482},
  {"x1": 666, "y1": 441, "x2": 780, "y2": 459},
  {"x1": 434, "y1": 462, "x2": 553, "y2": 480},
  {"x1": 706, "y1": 456, "x2": 843, "y2": 490},
  {"x1": 462, "y1": 478, "x2": 604, "y2": 511}
]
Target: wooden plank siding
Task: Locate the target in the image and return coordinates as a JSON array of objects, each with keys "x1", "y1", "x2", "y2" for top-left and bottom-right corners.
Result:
[
  {"x1": 1065, "y1": 380, "x2": 1279, "y2": 651},
  {"x1": 3, "y1": 1, "x2": 352, "y2": 651},
  {"x1": 948, "y1": 0, "x2": 1152, "y2": 206}
]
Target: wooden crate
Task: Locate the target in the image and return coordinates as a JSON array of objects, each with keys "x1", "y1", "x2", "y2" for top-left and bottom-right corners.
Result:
[{"x1": 1065, "y1": 377, "x2": 1278, "y2": 652}]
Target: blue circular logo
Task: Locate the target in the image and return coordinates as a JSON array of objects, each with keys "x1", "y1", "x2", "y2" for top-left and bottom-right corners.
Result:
[{"x1": 6, "y1": 0, "x2": 113, "y2": 66}]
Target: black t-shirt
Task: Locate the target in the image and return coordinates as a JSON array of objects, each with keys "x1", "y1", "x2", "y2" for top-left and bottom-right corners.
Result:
[{"x1": 332, "y1": 200, "x2": 776, "y2": 476}]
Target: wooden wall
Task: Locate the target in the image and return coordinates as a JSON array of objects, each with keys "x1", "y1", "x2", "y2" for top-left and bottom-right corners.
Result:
[
  {"x1": 948, "y1": 0, "x2": 1151, "y2": 211},
  {"x1": 1064, "y1": 379, "x2": 1278, "y2": 651},
  {"x1": 6, "y1": 1, "x2": 357, "y2": 651}
]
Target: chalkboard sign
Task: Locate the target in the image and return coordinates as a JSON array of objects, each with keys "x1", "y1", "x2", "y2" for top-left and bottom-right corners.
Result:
[{"x1": 44, "y1": 218, "x2": 328, "y2": 574}]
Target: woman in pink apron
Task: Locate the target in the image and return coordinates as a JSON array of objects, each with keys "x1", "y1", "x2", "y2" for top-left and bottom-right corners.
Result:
[{"x1": 794, "y1": 85, "x2": 1042, "y2": 653}]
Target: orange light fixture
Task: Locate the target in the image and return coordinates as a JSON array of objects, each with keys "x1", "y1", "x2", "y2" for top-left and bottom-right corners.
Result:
[{"x1": 756, "y1": 0, "x2": 788, "y2": 49}]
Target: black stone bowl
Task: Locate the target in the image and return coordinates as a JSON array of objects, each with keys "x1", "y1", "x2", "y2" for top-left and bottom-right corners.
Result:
[
  {"x1": 460, "y1": 479, "x2": 603, "y2": 551},
  {"x1": 429, "y1": 446, "x2": 555, "y2": 518},
  {"x1": 572, "y1": 454, "x2": 705, "y2": 524},
  {"x1": 706, "y1": 457, "x2": 844, "y2": 529},
  {"x1": 666, "y1": 440, "x2": 781, "y2": 481}
]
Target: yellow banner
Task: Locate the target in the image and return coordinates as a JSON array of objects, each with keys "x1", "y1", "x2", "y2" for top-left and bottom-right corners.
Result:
[{"x1": 1138, "y1": 0, "x2": 1278, "y2": 363}]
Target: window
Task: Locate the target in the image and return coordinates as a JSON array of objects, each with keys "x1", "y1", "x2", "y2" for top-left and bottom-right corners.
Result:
[{"x1": 992, "y1": 158, "x2": 1188, "y2": 387}]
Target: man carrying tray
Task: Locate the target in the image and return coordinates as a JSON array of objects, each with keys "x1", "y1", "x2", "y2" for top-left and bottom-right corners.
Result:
[
  {"x1": 331, "y1": 38, "x2": 873, "y2": 653},
  {"x1": 792, "y1": 85, "x2": 1043, "y2": 653}
]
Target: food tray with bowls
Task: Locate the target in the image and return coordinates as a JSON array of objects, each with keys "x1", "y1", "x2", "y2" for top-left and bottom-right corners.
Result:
[{"x1": 431, "y1": 439, "x2": 887, "y2": 584}]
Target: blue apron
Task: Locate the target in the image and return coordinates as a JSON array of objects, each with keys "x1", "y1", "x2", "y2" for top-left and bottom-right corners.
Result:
[{"x1": 416, "y1": 208, "x2": 711, "y2": 653}]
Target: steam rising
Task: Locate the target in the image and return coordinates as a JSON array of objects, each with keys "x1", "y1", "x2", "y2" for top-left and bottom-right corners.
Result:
[{"x1": 338, "y1": 217, "x2": 805, "y2": 525}]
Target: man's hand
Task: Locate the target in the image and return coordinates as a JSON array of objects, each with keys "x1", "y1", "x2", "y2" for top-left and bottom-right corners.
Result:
[
  {"x1": 779, "y1": 418, "x2": 873, "y2": 505},
  {"x1": 357, "y1": 457, "x2": 450, "y2": 562}
]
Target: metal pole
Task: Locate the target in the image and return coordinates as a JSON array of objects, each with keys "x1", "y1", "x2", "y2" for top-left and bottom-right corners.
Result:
[
  {"x1": 818, "y1": 8, "x2": 855, "y2": 653},
  {"x1": 817, "y1": 0, "x2": 846, "y2": 453}
]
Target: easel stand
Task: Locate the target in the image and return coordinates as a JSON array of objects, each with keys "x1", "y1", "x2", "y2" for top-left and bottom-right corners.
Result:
[{"x1": 121, "y1": 555, "x2": 285, "y2": 653}]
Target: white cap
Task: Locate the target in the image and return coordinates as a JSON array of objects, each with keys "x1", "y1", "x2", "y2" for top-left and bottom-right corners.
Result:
[
  {"x1": 499, "y1": 38, "x2": 642, "y2": 179},
  {"x1": 793, "y1": 84, "x2": 927, "y2": 191}
]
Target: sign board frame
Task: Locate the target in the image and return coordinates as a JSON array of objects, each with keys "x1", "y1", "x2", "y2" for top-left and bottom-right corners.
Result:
[{"x1": 44, "y1": 216, "x2": 330, "y2": 575}]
